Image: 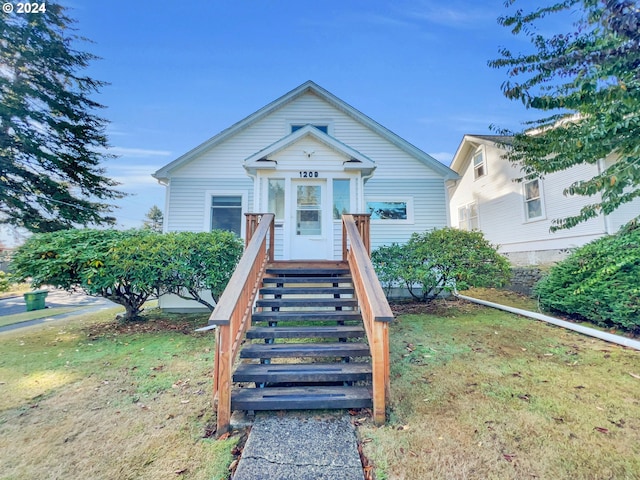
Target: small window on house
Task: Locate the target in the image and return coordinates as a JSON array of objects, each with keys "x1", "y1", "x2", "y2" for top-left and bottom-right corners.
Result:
[
  {"x1": 367, "y1": 201, "x2": 408, "y2": 220},
  {"x1": 458, "y1": 202, "x2": 479, "y2": 230},
  {"x1": 291, "y1": 124, "x2": 329, "y2": 134},
  {"x1": 268, "y1": 179, "x2": 285, "y2": 220},
  {"x1": 473, "y1": 151, "x2": 486, "y2": 179},
  {"x1": 333, "y1": 179, "x2": 350, "y2": 220},
  {"x1": 524, "y1": 179, "x2": 544, "y2": 220},
  {"x1": 211, "y1": 196, "x2": 242, "y2": 235}
]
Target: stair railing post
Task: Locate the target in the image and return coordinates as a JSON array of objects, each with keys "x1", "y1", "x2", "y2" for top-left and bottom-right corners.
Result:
[{"x1": 342, "y1": 214, "x2": 393, "y2": 425}]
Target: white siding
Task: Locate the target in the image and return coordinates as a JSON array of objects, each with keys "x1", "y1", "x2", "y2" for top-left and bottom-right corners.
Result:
[
  {"x1": 170, "y1": 92, "x2": 445, "y2": 181},
  {"x1": 166, "y1": 178, "x2": 253, "y2": 233},
  {"x1": 450, "y1": 140, "x2": 611, "y2": 258},
  {"x1": 365, "y1": 178, "x2": 448, "y2": 250}
]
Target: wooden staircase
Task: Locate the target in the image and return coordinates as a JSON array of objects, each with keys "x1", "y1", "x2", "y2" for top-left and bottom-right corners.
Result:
[
  {"x1": 208, "y1": 213, "x2": 392, "y2": 434},
  {"x1": 231, "y1": 262, "x2": 373, "y2": 412}
]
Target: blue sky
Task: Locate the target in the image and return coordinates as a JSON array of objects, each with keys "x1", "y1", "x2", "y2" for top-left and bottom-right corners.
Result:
[{"x1": 41, "y1": 0, "x2": 567, "y2": 231}]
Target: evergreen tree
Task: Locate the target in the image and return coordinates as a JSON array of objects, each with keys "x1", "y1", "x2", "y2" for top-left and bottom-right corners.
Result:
[
  {"x1": 0, "y1": 3, "x2": 124, "y2": 233},
  {"x1": 143, "y1": 205, "x2": 164, "y2": 232},
  {"x1": 490, "y1": 0, "x2": 640, "y2": 231}
]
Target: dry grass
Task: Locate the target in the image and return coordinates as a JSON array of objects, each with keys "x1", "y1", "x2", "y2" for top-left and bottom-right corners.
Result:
[
  {"x1": 0, "y1": 308, "x2": 241, "y2": 480},
  {"x1": 359, "y1": 299, "x2": 640, "y2": 480}
]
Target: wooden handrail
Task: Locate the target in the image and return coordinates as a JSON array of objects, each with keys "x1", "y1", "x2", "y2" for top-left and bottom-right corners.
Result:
[
  {"x1": 342, "y1": 214, "x2": 393, "y2": 425},
  {"x1": 210, "y1": 213, "x2": 274, "y2": 434}
]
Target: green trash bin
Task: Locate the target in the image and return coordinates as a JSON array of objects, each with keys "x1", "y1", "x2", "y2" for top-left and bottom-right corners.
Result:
[{"x1": 24, "y1": 290, "x2": 48, "y2": 312}]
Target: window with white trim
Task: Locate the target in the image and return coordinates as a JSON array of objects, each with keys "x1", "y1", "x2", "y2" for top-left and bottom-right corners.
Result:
[
  {"x1": 210, "y1": 196, "x2": 243, "y2": 235},
  {"x1": 291, "y1": 124, "x2": 328, "y2": 134},
  {"x1": 524, "y1": 179, "x2": 544, "y2": 221},
  {"x1": 332, "y1": 179, "x2": 350, "y2": 220},
  {"x1": 366, "y1": 198, "x2": 413, "y2": 223},
  {"x1": 473, "y1": 150, "x2": 486, "y2": 179},
  {"x1": 458, "y1": 202, "x2": 479, "y2": 230},
  {"x1": 268, "y1": 179, "x2": 285, "y2": 220}
]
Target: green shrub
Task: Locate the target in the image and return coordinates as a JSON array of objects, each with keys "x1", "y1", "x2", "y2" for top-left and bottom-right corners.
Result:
[
  {"x1": 372, "y1": 228, "x2": 511, "y2": 301},
  {"x1": 11, "y1": 229, "x2": 244, "y2": 320},
  {"x1": 0, "y1": 271, "x2": 11, "y2": 293},
  {"x1": 535, "y1": 224, "x2": 640, "y2": 332}
]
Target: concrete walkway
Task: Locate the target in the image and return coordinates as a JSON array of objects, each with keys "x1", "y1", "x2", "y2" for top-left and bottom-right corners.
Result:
[
  {"x1": 0, "y1": 289, "x2": 118, "y2": 333},
  {"x1": 233, "y1": 413, "x2": 365, "y2": 480}
]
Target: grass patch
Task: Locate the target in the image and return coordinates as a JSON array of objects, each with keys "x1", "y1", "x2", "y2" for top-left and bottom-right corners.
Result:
[
  {"x1": 360, "y1": 298, "x2": 640, "y2": 480},
  {"x1": 0, "y1": 306, "x2": 241, "y2": 479},
  {"x1": 0, "y1": 306, "x2": 82, "y2": 328}
]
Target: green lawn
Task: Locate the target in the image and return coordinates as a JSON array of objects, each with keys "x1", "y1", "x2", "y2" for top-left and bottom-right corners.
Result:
[
  {"x1": 1, "y1": 297, "x2": 638, "y2": 480},
  {"x1": 360, "y1": 299, "x2": 640, "y2": 480}
]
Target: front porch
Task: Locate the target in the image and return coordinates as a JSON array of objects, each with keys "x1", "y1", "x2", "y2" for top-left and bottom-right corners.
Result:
[{"x1": 206, "y1": 213, "x2": 393, "y2": 434}]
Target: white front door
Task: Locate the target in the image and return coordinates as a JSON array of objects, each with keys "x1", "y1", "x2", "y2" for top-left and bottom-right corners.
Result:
[{"x1": 290, "y1": 180, "x2": 330, "y2": 259}]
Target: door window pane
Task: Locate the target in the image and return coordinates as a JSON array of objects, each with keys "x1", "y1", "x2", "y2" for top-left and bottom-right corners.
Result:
[
  {"x1": 211, "y1": 196, "x2": 242, "y2": 235},
  {"x1": 333, "y1": 179, "x2": 350, "y2": 219},
  {"x1": 296, "y1": 185, "x2": 322, "y2": 235}
]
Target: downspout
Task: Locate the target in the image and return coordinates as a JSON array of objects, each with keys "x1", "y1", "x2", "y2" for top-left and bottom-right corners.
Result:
[{"x1": 454, "y1": 292, "x2": 640, "y2": 351}]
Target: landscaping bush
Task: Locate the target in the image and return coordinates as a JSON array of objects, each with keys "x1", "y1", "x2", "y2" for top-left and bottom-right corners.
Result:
[
  {"x1": 535, "y1": 223, "x2": 640, "y2": 332},
  {"x1": 372, "y1": 227, "x2": 511, "y2": 301},
  {"x1": 0, "y1": 271, "x2": 10, "y2": 293},
  {"x1": 11, "y1": 229, "x2": 244, "y2": 320}
]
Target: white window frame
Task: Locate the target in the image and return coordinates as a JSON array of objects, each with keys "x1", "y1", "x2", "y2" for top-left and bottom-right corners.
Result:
[
  {"x1": 203, "y1": 190, "x2": 248, "y2": 239},
  {"x1": 365, "y1": 197, "x2": 414, "y2": 224},
  {"x1": 523, "y1": 179, "x2": 545, "y2": 222},
  {"x1": 458, "y1": 201, "x2": 479, "y2": 230},
  {"x1": 473, "y1": 149, "x2": 487, "y2": 179},
  {"x1": 286, "y1": 119, "x2": 334, "y2": 136}
]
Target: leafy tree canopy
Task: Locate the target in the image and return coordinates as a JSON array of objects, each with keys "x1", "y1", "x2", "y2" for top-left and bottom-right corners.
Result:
[
  {"x1": 490, "y1": 0, "x2": 640, "y2": 231},
  {"x1": 0, "y1": 3, "x2": 124, "y2": 233}
]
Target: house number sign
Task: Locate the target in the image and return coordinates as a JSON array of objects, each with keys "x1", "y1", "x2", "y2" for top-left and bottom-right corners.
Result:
[{"x1": 299, "y1": 171, "x2": 319, "y2": 178}]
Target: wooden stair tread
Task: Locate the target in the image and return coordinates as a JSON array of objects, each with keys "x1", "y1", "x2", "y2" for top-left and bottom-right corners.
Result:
[
  {"x1": 252, "y1": 311, "x2": 362, "y2": 322},
  {"x1": 246, "y1": 325, "x2": 365, "y2": 339},
  {"x1": 233, "y1": 362, "x2": 372, "y2": 383},
  {"x1": 240, "y1": 342, "x2": 370, "y2": 358},
  {"x1": 256, "y1": 298, "x2": 358, "y2": 308},
  {"x1": 259, "y1": 287, "x2": 355, "y2": 295},
  {"x1": 262, "y1": 276, "x2": 353, "y2": 284},
  {"x1": 266, "y1": 268, "x2": 351, "y2": 276},
  {"x1": 231, "y1": 386, "x2": 372, "y2": 411}
]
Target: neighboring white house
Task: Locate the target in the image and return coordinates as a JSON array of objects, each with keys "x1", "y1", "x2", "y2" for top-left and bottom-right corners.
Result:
[
  {"x1": 448, "y1": 134, "x2": 639, "y2": 266},
  {"x1": 153, "y1": 81, "x2": 458, "y2": 310}
]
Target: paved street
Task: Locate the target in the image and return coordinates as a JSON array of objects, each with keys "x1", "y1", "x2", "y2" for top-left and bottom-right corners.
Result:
[{"x1": 0, "y1": 289, "x2": 118, "y2": 332}]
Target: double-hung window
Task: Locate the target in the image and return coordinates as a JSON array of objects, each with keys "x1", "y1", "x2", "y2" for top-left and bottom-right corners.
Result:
[
  {"x1": 524, "y1": 179, "x2": 544, "y2": 221},
  {"x1": 458, "y1": 202, "x2": 479, "y2": 230},
  {"x1": 473, "y1": 151, "x2": 486, "y2": 179},
  {"x1": 210, "y1": 196, "x2": 243, "y2": 235}
]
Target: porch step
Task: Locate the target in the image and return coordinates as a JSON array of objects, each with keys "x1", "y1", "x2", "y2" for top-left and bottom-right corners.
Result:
[
  {"x1": 233, "y1": 363, "x2": 372, "y2": 383},
  {"x1": 231, "y1": 386, "x2": 372, "y2": 411},
  {"x1": 256, "y1": 298, "x2": 358, "y2": 309},
  {"x1": 246, "y1": 325, "x2": 365, "y2": 340},
  {"x1": 252, "y1": 310, "x2": 362, "y2": 323},
  {"x1": 266, "y1": 267, "x2": 351, "y2": 277},
  {"x1": 240, "y1": 342, "x2": 370, "y2": 359},
  {"x1": 259, "y1": 286, "x2": 355, "y2": 296},
  {"x1": 262, "y1": 276, "x2": 353, "y2": 285}
]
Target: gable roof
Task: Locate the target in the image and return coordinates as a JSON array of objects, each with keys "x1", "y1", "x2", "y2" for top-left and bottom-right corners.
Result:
[
  {"x1": 449, "y1": 134, "x2": 512, "y2": 173},
  {"x1": 153, "y1": 80, "x2": 458, "y2": 182},
  {"x1": 244, "y1": 124, "x2": 376, "y2": 175}
]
